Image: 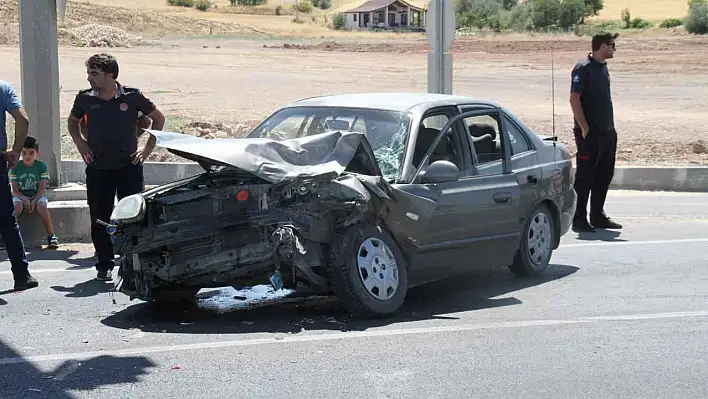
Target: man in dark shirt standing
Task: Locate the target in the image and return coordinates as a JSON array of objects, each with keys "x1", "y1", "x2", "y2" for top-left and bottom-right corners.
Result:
[
  {"x1": 67, "y1": 53, "x2": 165, "y2": 281},
  {"x1": 569, "y1": 32, "x2": 623, "y2": 233}
]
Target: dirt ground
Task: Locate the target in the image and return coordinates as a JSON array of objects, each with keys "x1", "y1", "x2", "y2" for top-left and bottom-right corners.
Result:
[{"x1": 1, "y1": 26, "x2": 707, "y2": 165}]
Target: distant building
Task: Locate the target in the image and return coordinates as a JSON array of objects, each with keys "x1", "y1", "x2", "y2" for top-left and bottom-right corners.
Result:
[{"x1": 342, "y1": 0, "x2": 427, "y2": 30}]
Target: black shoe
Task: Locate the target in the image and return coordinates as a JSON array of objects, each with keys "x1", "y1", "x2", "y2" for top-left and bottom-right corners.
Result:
[
  {"x1": 591, "y1": 215, "x2": 623, "y2": 229},
  {"x1": 14, "y1": 275, "x2": 39, "y2": 291},
  {"x1": 96, "y1": 270, "x2": 113, "y2": 281},
  {"x1": 572, "y1": 217, "x2": 595, "y2": 232}
]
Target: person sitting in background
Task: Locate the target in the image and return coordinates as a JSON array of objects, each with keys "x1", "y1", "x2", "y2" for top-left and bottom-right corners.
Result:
[{"x1": 10, "y1": 136, "x2": 59, "y2": 249}]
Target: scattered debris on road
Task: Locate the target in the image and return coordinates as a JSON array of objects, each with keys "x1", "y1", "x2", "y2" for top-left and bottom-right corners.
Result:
[{"x1": 197, "y1": 285, "x2": 295, "y2": 314}]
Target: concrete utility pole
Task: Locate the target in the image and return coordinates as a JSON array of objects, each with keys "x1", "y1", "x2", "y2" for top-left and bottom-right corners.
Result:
[
  {"x1": 18, "y1": 0, "x2": 65, "y2": 187},
  {"x1": 426, "y1": 0, "x2": 455, "y2": 94}
]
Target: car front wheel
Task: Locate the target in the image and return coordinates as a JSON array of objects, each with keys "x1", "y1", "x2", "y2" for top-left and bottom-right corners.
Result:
[
  {"x1": 509, "y1": 203, "x2": 555, "y2": 277},
  {"x1": 328, "y1": 224, "x2": 408, "y2": 318}
]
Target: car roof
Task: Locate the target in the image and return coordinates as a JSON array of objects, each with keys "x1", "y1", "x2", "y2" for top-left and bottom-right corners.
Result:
[{"x1": 288, "y1": 92, "x2": 502, "y2": 113}]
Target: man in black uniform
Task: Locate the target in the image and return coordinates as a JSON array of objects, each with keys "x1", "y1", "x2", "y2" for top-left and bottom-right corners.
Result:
[
  {"x1": 569, "y1": 32, "x2": 623, "y2": 233},
  {"x1": 67, "y1": 53, "x2": 165, "y2": 281}
]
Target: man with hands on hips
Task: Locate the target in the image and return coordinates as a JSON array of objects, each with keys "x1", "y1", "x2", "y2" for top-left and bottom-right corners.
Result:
[{"x1": 67, "y1": 53, "x2": 165, "y2": 281}]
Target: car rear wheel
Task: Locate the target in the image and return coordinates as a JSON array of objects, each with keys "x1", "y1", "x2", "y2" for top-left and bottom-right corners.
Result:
[
  {"x1": 328, "y1": 224, "x2": 408, "y2": 317},
  {"x1": 509, "y1": 203, "x2": 555, "y2": 277}
]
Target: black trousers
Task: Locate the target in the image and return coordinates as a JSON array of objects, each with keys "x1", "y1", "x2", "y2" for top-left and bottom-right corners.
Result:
[
  {"x1": 0, "y1": 157, "x2": 30, "y2": 282},
  {"x1": 86, "y1": 163, "x2": 144, "y2": 271},
  {"x1": 573, "y1": 127, "x2": 617, "y2": 221}
]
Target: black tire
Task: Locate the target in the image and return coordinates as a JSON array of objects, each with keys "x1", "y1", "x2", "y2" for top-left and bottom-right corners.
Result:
[
  {"x1": 327, "y1": 223, "x2": 408, "y2": 318},
  {"x1": 509, "y1": 203, "x2": 555, "y2": 277}
]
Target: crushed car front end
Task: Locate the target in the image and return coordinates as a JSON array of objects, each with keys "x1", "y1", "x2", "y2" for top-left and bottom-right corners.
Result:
[{"x1": 109, "y1": 130, "x2": 392, "y2": 305}]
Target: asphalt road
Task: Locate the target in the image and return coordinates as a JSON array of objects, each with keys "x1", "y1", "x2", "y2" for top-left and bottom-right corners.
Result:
[{"x1": 1, "y1": 190, "x2": 707, "y2": 399}]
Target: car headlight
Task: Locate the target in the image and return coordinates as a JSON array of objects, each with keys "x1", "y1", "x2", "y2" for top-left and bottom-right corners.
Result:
[{"x1": 111, "y1": 194, "x2": 146, "y2": 223}]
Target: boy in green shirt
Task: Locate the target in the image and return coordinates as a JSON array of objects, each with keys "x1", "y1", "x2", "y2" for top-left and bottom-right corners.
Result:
[{"x1": 9, "y1": 136, "x2": 59, "y2": 248}]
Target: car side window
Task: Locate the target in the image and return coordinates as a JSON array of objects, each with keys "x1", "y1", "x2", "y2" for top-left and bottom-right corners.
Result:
[
  {"x1": 463, "y1": 113, "x2": 503, "y2": 176},
  {"x1": 411, "y1": 112, "x2": 461, "y2": 172},
  {"x1": 503, "y1": 115, "x2": 532, "y2": 156}
]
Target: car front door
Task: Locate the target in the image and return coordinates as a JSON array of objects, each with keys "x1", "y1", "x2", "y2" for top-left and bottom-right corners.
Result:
[
  {"x1": 384, "y1": 106, "x2": 493, "y2": 286},
  {"x1": 451, "y1": 105, "x2": 525, "y2": 271},
  {"x1": 385, "y1": 106, "x2": 525, "y2": 286}
]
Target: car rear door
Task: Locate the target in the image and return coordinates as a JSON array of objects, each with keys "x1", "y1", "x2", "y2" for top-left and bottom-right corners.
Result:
[{"x1": 501, "y1": 111, "x2": 543, "y2": 215}]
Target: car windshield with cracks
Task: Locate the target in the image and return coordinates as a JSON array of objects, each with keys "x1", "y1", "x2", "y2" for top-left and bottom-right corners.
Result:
[{"x1": 249, "y1": 106, "x2": 412, "y2": 182}]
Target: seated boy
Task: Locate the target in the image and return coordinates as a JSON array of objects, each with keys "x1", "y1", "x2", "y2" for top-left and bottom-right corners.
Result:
[{"x1": 9, "y1": 136, "x2": 59, "y2": 248}]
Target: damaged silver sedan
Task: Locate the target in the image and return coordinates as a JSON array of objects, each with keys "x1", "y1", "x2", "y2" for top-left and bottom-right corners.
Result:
[{"x1": 108, "y1": 93, "x2": 576, "y2": 317}]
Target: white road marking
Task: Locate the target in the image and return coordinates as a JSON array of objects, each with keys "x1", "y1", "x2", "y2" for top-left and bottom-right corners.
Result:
[
  {"x1": 1, "y1": 310, "x2": 706, "y2": 366},
  {"x1": 560, "y1": 237, "x2": 708, "y2": 248},
  {"x1": 607, "y1": 201, "x2": 708, "y2": 206},
  {"x1": 0, "y1": 268, "x2": 90, "y2": 275}
]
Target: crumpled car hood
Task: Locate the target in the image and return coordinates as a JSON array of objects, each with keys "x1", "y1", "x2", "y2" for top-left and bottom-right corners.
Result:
[{"x1": 144, "y1": 129, "x2": 383, "y2": 185}]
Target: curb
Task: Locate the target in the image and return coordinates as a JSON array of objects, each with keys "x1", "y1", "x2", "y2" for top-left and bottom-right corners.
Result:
[
  {"x1": 13, "y1": 164, "x2": 704, "y2": 248},
  {"x1": 610, "y1": 166, "x2": 708, "y2": 192}
]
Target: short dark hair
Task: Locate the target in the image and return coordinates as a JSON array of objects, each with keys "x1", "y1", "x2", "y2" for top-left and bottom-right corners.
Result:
[
  {"x1": 86, "y1": 53, "x2": 119, "y2": 79},
  {"x1": 592, "y1": 32, "x2": 619, "y2": 51},
  {"x1": 23, "y1": 136, "x2": 39, "y2": 150}
]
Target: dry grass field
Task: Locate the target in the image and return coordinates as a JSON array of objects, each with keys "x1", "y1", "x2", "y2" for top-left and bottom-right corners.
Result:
[
  {"x1": 1, "y1": 0, "x2": 706, "y2": 167},
  {"x1": 595, "y1": 0, "x2": 689, "y2": 21}
]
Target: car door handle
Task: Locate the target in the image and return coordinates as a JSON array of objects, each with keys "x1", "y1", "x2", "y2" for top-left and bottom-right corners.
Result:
[
  {"x1": 527, "y1": 174, "x2": 538, "y2": 184},
  {"x1": 493, "y1": 192, "x2": 511, "y2": 204}
]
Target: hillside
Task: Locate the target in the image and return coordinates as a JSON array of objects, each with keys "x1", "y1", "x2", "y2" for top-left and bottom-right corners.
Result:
[
  {"x1": 0, "y1": 0, "x2": 694, "y2": 46},
  {"x1": 595, "y1": 0, "x2": 688, "y2": 21},
  {"x1": 72, "y1": 0, "x2": 689, "y2": 21},
  {"x1": 0, "y1": 0, "x2": 440, "y2": 44}
]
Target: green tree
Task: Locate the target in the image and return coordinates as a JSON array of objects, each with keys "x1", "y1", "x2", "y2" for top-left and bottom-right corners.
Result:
[
  {"x1": 456, "y1": 0, "x2": 503, "y2": 30},
  {"x1": 583, "y1": 0, "x2": 604, "y2": 18},
  {"x1": 509, "y1": 0, "x2": 535, "y2": 30},
  {"x1": 503, "y1": 0, "x2": 519, "y2": 11},
  {"x1": 531, "y1": 0, "x2": 561, "y2": 28},
  {"x1": 558, "y1": 0, "x2": 585, "y2": 29},
  {"x1": 685, "y1": 0, "x2": 708, "y2": 33}
]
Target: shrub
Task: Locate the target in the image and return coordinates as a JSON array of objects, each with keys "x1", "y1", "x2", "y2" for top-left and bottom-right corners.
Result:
[
  {"x1": 294, "y1": 0, "x2": 313, "y2": 13},
  {"x1": 621, "y1": 8, "x2": 631, "y2": 28},
  {"x1": 232, "y1": 0, "x2": 265, "y2": 5},
  {"x1": 194, "y1": 0, "x2": 211, "y2": 11},
  {"x1": 332, "y1": 12, "x2": 346, "y2": 30},
  {"x1": 628, "y1": 17, "x2": 653, "y2": 29},
  {"x1": 685, "y1": 0, "x2": 708, "y2": 34},
  {"x1": 659, "y1": 17, "x2": 683, "y2": 28},
  {"x1": 312, "y1": 0, "x2": 331, "y2": 9},
  {"x1": 167, "y1": 0, "x2": 194, "y2": 7}
]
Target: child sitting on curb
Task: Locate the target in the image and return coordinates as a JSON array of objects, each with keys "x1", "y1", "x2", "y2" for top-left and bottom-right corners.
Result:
[{"x1": 9, "y1": 136, "x2": 59, "y2": 249}]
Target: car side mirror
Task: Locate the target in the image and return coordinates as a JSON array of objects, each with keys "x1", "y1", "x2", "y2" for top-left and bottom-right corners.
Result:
[{"x1": 418, "y1": 160, "x2": 460, "y2": 184}]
